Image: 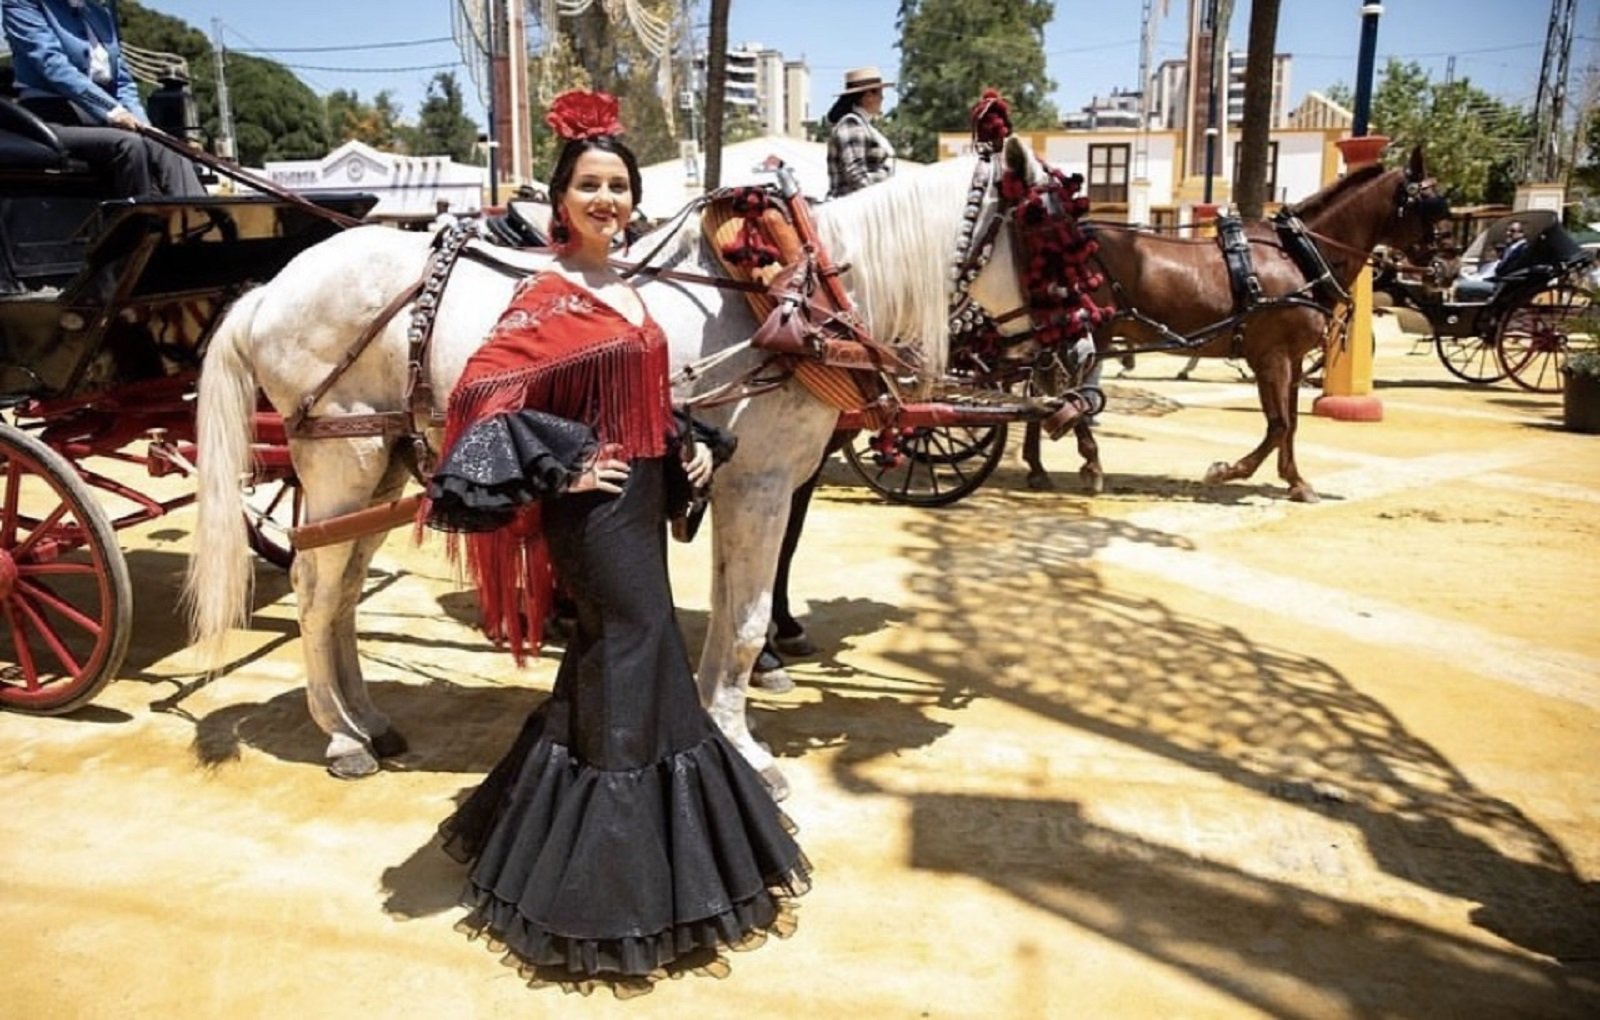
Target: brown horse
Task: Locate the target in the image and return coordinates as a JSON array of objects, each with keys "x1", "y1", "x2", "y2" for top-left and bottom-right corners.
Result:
[{"x1": 1022, "y1": 146, "x2": 1449, "y2": 502}]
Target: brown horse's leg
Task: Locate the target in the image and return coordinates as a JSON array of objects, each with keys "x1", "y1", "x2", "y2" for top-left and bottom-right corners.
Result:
[
  {"x1": 1075, "y1": 418, "x2": 1103, "y2": 493},
  {"x1": 1203, "y1": 348, "x2": 1291, "y2": 492},
  {"x1": 1022, "y1": 421, "x2": 1053, "y2": 490},
  {"x1": 1278, "y1": 352, "x2": 1319, "y2": 502}
]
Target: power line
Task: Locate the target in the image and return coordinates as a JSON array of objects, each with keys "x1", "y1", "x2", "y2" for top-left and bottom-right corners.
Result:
[
  {"x1": 280, "y1": 61, "x2": 466, "y2": 74},
  {"x1": 230, "y1": 36, "x2": 454, "y2": 55}
]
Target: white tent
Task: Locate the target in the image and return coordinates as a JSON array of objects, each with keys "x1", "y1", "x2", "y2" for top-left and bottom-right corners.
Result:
[{"x1": 636, "y1": 134, "x2": 925, "y2": 223}]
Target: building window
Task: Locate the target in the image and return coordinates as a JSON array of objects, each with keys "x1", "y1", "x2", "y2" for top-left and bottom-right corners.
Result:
[
  {"x1": 1087, "y1": 144, "x2": 1130, "y2": 204},
  {"x1": 1232, "y1": 140, "x2": 1279, "y2": 198}
]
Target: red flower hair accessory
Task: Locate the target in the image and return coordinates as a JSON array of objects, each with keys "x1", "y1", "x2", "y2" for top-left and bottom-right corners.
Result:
[{"x1": 545, "y1": 89, "x2": 625, "y2": 141}]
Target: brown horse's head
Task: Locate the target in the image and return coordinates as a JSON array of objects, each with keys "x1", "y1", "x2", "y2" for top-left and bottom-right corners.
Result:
[{"x1": 1391, "y1": 146, "x2": 1453, "y2": 267}]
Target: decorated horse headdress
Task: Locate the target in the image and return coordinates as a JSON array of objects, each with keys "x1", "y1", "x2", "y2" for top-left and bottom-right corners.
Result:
[{"x1": 948, "y1": 89, "x2": 1110, "y2": 356}]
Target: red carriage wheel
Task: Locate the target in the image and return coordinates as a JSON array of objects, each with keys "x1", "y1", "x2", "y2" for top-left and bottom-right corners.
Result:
[
  {"x1": 1495, "y1": 280, "x2": 1597, "y2": 393},
  {"x1": 841, "y1": 422, "x2": 1009, "y2": 507},
  {"x1": 0, "y1": 423, "x2": 132, "y2": 714}
]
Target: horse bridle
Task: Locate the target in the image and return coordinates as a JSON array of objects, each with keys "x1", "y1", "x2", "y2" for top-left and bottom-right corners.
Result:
[
  {"x1": 945, "y1": 148, "x2": 1105, "y2": 394},
  {"x1": 1395, "y1": 172, "x2": 1453, "y2": 266}
]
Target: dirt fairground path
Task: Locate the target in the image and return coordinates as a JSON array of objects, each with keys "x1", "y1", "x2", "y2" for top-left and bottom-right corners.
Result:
[{"x1": 3, "y1": 315, "x2": 1598, "y2": 1018}]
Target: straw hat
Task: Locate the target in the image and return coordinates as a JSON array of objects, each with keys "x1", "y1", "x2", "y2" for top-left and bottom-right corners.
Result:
[{"x1": 836, "y1": 66, "x2": 895, "y2": 96}]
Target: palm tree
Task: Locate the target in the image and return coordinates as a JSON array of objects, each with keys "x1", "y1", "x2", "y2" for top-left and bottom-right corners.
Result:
[
  {"x1": 1234, "y1": 0, "x2": 1282, "y2": 218},
  {"x1": 703, "y1": 0, "x2": 730, "y2": 189}
]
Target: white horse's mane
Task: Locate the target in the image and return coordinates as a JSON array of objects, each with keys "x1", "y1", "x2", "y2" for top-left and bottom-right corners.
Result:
[
  {"x1": 634, "y1": 155, "x2": 981, "y2": 384},
  {"x1": 814, "y1": 156, "x2": 977, "y2": 382}
]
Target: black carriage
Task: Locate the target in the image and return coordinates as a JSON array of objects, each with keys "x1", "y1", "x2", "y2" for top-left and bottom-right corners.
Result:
[
  {"x1": 1375, "y1": 210, "x2": 1598, "y2": 391},
  {"x1": 0, "y1": 97, "x2": 373, "y2": 714}
]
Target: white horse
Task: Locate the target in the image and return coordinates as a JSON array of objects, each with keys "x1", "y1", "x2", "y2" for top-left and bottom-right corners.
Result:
[{"x1": 186, "y1": 135, "x2": 1049, "y2": 797}]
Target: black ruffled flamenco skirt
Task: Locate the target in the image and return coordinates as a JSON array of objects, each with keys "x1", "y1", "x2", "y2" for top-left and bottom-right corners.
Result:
[{"x1": 431, "y1": 417, "x2": 809, "y2": 980}]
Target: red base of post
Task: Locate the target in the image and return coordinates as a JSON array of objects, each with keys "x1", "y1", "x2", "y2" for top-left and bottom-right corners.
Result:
[{"x1": 1312, "y1": 394, "x2": 1384, "y2": 422}]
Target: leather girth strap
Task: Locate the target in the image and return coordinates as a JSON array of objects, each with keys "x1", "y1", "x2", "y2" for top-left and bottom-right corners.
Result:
[
  {"x1": 285, "y1": 225, "x2": 480, "y2": 478},
  {"x1": 284, "y1": 278, "x2": 424, "y2": 440}
]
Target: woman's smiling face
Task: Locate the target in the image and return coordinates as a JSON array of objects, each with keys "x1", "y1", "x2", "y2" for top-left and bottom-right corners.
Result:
[{"x1": 561, "y1": 149, "x2": 633, "y2": 252}]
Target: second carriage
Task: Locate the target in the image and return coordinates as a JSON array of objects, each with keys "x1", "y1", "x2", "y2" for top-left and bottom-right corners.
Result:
[{"x1": 1375, "y1": 209, "x2": 1598, "y2": 392}]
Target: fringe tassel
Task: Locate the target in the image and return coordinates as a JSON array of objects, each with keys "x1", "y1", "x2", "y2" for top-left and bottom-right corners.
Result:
[{"x1": 425, "y1": 332, "x2": 675, "y2": 663}]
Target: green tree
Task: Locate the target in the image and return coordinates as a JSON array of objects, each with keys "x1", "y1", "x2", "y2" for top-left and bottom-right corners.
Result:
[
  {"x1": 326, "y1": 89, "x2": 402, "y2": 149},
  {"x1": 118, "y1": 1, "x2": 328, "y2": 165},
  {"x1": 1328, "y1": 59, "x2": 1531, "y2": 206},
  {"x1": 526, "y1": 0, "x2": 682, "y2": 178},
  {"x1": 891, "y1": 0, "x2": 1058, "y2": 162},
  {"x1": 405, "y1": 72, "x2": 481, "y2": 162}
]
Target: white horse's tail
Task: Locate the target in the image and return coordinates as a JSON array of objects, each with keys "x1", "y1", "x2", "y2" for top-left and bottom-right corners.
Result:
[{"x1": 183, "y1": 286, "x2": 267, "y2": 660}]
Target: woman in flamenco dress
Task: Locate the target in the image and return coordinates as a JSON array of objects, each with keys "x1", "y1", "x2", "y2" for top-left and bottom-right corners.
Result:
[{"x1": 423, "y1": 90, "x2": 809, "y2": 992}]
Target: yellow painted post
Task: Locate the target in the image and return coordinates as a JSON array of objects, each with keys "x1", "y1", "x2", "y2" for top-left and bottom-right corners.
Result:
[{"x1": 1314, "y1": 135, "x2": 1388, "y2": 422}]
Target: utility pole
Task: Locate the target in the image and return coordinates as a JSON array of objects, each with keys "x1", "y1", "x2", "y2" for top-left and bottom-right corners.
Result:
[
  {"x1": 211, "y1": 18, "x2": 235, "y2": 160},
  {"x1": 1201, "y1": 0, "x2": 1231, "y2": 205},
  {"x1": 484, "y1": 0, "x2": 502, "y2": 204},
  {"x1": 1531, "y1": 0, "x2": 1578, "y2": 182}
]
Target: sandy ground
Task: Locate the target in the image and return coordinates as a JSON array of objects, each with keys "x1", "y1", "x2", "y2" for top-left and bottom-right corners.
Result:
[{"x1": 3, "y1": 315, "x2": 1598, "y2": 1019}]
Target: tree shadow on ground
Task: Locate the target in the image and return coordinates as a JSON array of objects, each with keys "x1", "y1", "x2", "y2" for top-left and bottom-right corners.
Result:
[
  {"x1": 903, "y1": 792, "x2": 1598, "y2": 1018},
  {"x1": 830, "y1": 494, "x2": 1600, "y2": 993}
]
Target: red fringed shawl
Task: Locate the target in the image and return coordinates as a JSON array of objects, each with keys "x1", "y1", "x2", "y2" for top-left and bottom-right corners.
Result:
[{"x1": 434, "y1": 272, "x2": 674, "y2": 663}]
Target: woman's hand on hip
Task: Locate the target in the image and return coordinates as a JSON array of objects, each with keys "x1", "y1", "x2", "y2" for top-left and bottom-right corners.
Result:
[{"x1": 569, "y1": 444, "x2": 629, "y2": 494}]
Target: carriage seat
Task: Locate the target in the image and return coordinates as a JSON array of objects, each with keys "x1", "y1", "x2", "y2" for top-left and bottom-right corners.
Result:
[{"x1": 0, "y1": 98, "x2": 91, "y2": 175}]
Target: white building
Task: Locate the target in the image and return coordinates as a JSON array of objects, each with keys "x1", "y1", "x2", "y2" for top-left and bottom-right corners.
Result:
[
  {"x1": 721, "y1": 42, "x2": 810, "y2": 140},
  {"x1": 938, "y1": 125, "x2": 1344, "y2": 228},
  {"x1": 262, "y1": 140, "x2": 486, "y2": 223}
]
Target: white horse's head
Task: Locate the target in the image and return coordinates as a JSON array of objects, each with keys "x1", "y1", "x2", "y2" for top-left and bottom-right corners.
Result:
[
  {"x1": 811, "y1": 145, "x2": 1056, "y2": 387},
  {"x1": 963, "y1": 136, "x2": 1051, "y2": 344}
]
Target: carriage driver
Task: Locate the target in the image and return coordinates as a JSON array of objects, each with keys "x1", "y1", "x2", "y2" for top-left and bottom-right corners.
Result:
[{"x1": 3, "y1": 0, "x2": 205, "y2": 199}]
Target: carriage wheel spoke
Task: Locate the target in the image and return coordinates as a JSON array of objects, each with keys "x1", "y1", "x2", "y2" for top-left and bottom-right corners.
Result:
[
  {"x1": 19, "y1": 561, "x2": 98, "y2": 577},
  {"x1": 12, "y1": 591, "x2": 84, "y2": 676},
  {"x1": 4, "y1": 600, "x2": 43, "y2": 692},
  {"x1": 11, "y1": 501, "x2": 72, "y2": 561},
  {"x1": 17, "y1": 576, "x2": 104, "y2": 637},
  {"x1": 1, "y1": 460, "x2": 22, "y2": 547}
]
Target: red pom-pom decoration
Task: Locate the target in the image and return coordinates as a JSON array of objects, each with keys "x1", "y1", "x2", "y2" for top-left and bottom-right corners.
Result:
[{"x1": 545, "y1": 89, "x2": 625, "y2": 141}]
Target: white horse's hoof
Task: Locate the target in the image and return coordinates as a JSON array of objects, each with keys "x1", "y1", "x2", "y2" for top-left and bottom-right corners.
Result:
[
  {"x1": 1080, "y1": 468, "x2": 1104, "y2": 495},
  {"x1": 326, "y1": 748, "x2": 380, "y2": 780},
  {"x1": 752, "y1": 667, "x2": 795, "y2": 694},
  {"x1": 759, "y1": 764, "x2": 791, "y2": 802},
  {"x1": 1203, "y1": 461, "x2": 1232, "y2": 485},
  {"x1": 1289, "y1": 485, "x2": 1321, "y2": 503}
]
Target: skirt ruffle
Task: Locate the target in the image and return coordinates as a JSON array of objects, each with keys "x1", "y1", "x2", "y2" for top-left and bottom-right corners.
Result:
[{"x1": 440, "y1": 708, "x2": 810, "y2": 978}]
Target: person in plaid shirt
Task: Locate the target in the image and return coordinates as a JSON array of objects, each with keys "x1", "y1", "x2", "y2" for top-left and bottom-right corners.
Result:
[{"x1": 825, "y1": 66, "x2": 896, "y2": 198}]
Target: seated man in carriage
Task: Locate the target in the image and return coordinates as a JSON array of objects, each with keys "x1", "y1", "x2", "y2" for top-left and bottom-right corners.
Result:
[{"x1": 2, "y1": 0, "x2": 204, "y2": 200}]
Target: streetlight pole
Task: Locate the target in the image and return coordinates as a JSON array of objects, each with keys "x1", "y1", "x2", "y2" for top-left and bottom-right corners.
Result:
[
  {"x1": 1351, "y1": 2, "x2": 1382, "y2": 137},
  {"x1": 1316, "y1": 2, "x2": 1387, "y2": 423},
  {"x1": 211, "y1": 18, "x2": 235, "y2": 161}
]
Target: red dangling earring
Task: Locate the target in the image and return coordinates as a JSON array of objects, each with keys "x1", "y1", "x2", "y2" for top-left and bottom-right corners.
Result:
[{"x1": 549, "y1": 205, "x2": 573, "y2": 253}]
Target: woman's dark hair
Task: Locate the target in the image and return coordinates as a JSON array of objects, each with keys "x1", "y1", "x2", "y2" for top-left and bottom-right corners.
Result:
[
  {"x1": 826, "y1": 92, "x2": 864, "y2": 126},
  {"x1": 549, "y1": 134, "x2": 643, "y2": 208}
]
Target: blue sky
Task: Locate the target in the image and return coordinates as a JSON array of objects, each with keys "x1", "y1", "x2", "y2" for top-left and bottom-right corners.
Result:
[{"x1": 137, "y1": 1, "x2": 1596, "y2": 126}]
